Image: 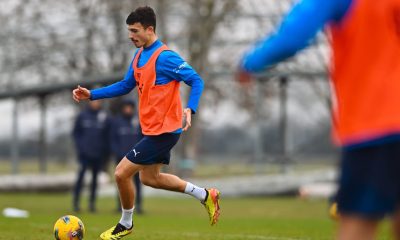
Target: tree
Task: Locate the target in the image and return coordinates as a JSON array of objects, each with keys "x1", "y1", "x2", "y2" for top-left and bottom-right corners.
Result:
[{"x1": 178, "y1": 0, "x2": 238, "y2": 162}]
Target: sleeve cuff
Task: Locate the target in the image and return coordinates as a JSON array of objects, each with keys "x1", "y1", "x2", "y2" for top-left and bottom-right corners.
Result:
[
  {"x1": 89, "y1": 90, "x2": 98, "y2": 100},
  {"x1": 187, "y1": 107, "x2": 196, "y2": 114}
]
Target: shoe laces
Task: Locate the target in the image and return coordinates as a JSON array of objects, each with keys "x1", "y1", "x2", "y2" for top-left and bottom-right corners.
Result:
[{"x1": 111, "y1": 223, "x2": 131, "y2": 235}]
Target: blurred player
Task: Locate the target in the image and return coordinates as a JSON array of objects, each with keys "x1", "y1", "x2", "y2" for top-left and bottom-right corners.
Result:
[
  {"x1": 109, "y1": 99, "x2": 144, "y2": 214},
  {"x1": 240, "y1": 0, "x2": 400, "y2": 239},
  {"x1": 72, "y1": 100, "x2": 110, "y2": 213},
  {"x1": 72, "y1": 6, "x2": 220, "y2": 240}
]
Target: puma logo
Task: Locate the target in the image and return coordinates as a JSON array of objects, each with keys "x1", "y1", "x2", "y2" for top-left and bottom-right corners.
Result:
[
  {"x1": 136, "y1": 81, "x2": 144, "y2": 94},
  {"x1": 133, "y1": 149, "x2": 140, "y2": 157}
]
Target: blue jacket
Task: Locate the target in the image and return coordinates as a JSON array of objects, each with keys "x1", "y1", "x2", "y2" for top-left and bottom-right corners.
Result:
[
  {"x1": 72, "y1": 108, "x2": 110, "y2": 159},
  {"x1": 110, "y1": 114, "x2": 142, "y2": 159}
]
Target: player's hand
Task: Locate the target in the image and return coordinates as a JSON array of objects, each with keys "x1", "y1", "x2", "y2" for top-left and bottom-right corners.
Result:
[
  {"x1": 182, "y1": 108, "x2": 192, "y2": 131},
  {"x1": 72, "y1": 85, "x2": 91, "y2": 102}
]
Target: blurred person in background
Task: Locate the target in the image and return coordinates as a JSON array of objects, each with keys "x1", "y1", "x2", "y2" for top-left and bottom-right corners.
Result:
[
  {"x1": 240, "y1": 0, "x2": 400, "y2": 239},
  {"x1": 72, "y1": 6, "x2": 219, "y2": 240},
  {"x1": 72, "y1": 99, "x2": 110, "y2": 213},
  {"x1": 110, "y1": 99, "x2": 144, "y2": 214}
]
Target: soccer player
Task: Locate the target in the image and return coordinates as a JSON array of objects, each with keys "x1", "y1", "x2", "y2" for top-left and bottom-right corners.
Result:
[
  {"x1": 240, "y1": 0, "x2": 400, "y2": 240},
  {"x1": 72, "y1": 6, "x2": 220, "y2": 240}
]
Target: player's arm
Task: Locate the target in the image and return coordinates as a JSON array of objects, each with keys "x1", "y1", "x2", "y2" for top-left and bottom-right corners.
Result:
[
  {"x1": 157, "y1": 51, "x2": 205, "y2": 131},
  {"x1": 72, "y1": 60, "x2": 136, "y2": 102},
  {"x1": 90, "y1": 61, "x2": 136, "y2": 100},
  {"x1": 159, "y1": 52, "x2": 204, "y2": 113},
  {"x1": 241, "y1": 0, "x2": 351, "y2": 73}
]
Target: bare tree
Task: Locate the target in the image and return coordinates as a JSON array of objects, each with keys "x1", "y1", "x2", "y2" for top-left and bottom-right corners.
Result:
[{"x1": 178, "y1": 0, "x2": 238, "y2": 162}]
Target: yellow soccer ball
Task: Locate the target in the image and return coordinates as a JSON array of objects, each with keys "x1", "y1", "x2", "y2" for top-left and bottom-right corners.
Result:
[{"x1": 53, "y1": 215, "x2": 85, "y2": 240}]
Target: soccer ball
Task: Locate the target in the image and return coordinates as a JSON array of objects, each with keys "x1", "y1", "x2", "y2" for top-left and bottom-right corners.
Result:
[{"x1": 53, "y1": 215, "x2": 85, "y2": 240}]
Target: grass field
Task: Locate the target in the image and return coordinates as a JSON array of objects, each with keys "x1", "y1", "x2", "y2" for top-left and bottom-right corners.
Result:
[{"x1": 0, "y1": 193, "x2": 392, "y2": 240}]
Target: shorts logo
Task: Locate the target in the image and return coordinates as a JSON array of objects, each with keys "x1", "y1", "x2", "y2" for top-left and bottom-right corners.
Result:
[{"x1": 133, "y1": 149, "x2": 140, "y2": 157}]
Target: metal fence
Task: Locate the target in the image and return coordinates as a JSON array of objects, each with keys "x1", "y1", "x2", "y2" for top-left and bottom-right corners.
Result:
[{"x1": 0, "y1": 72, "x2": 339, "y2": 177}]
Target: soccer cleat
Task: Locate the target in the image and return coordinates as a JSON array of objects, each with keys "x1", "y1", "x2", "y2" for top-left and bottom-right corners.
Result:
[
  {"x1": 329, "y1": 202, "x2": 340, "y2": 220},
  {"x1": 202, "y1": 188, "x2": 221, "y2": 226},
  {"x1": 100, "y1": 222, "x2": 133, "y2": 240}
]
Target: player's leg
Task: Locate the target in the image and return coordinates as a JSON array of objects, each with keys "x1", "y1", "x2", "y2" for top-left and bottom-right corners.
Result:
[
  {"x1": 127, "y1": 133, "x2": 220, "y2": 225},
  {"x1": 336, "y1": 151, "x2": 380, "y2": 240},
  {"x1": 100, "y1": 157, "x2": 144, "y2": 240},
  {"x1": 336, "y1": 140, "x2": 400, "y2": 240},
  {"x1": 100, "y1": 133, "x2": 177, "y2": 239},
  {"x1": 134, "y1": 133, "x2": 206, "y2": 197},
  {"x1": 337, "y1": 216, "x2": 378, "y2": 240},
  {"x1": 392, "y1": 207, "x2": 400, "y2": 240},
  {"x1": 139, "y1": 163, "x2": 186, "y2": 192},
  {"x1": 111, "y1": 134, "x2": 164, "y2": 224},
  {"x1": 115, "y1": 158, "x2": 144, "y2": 225},
  {"x1": 114, "y1": 158, "x2": 143, "y2": 209},
  {"x1": 139, "y1": 163, "x2": 210, "y2": 202},
  {"x1": 140, "y1": 163, "x2": 220, "y2": 225}
]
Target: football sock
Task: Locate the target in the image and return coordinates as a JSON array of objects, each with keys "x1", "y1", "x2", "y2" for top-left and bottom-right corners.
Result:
[
  {"x1": 184, "y1": 182, "x2": 207, "y2": 201},
  {"x1": 119, "y1": 207, "x2": 134, "y2": 229}
]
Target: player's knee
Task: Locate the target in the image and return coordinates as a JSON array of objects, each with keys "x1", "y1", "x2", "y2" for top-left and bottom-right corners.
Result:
[{"x1": 114, "y1": 168, "x2": 126, "y2": 184}]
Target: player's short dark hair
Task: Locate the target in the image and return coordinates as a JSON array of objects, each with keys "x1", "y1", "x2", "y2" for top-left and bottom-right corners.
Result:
[{"x1": 126, "y1": 6, "x2": 156, "y2": 31}]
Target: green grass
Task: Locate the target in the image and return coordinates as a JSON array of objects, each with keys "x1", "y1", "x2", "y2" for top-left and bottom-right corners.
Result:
[{"x1": 0, "y1": 193, "x2": 392, "y2": 240}]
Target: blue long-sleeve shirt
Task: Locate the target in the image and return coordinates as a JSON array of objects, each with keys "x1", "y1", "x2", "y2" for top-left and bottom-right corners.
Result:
[
  {"x1": 91, "y1": 40, "x2": 204, "y2": 113},
  {"x1": 241, "y1": 0, "x2": 352, "y2": 72}
]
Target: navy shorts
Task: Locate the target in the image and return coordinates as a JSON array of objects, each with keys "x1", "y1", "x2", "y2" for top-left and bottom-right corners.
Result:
[
  {"x1": 337, "y1": 139, "x2": 400, "y2": 219},
  {"x1": 125, "y1": 133, "x2": 180, "y2": 165}
]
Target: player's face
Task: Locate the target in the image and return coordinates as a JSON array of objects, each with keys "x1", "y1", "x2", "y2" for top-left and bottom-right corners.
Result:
[{"x1": 128, "y1": 23, "x2": 154, "y2": 48}]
